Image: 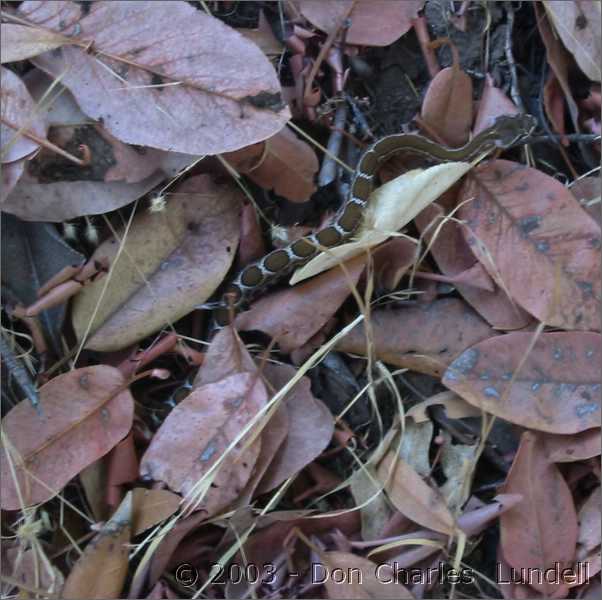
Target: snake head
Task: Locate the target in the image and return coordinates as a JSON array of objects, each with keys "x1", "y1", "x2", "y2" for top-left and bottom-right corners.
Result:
[{"x1": 492, "y1": 114, "x2": 537, "y2": 148}]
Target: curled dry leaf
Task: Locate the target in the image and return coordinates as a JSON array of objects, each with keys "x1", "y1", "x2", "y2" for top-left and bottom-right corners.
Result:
[
  {"x1": 139, "y1": 373, "x2": 268, "y2": 517},
  {"x1": 299, "y1": 0, "x2": 424, "y2": 47},
  {"x1": 0, "y1": 365, "x2": 134, "y2": 510},
  {"x1": 336, "y1": 298, "x2": 496, "y2": 378},
  {"x1": 71, "y1": 175, "x2": 241, "y2": 351},
  {"x1": 0, "y1": 23, "x2": 71, "y2": 64},
  {"x1": 62, "y1": 492, "x2": 132, "y2": 600},
  {"x1": 376, "y1": 450, "x2": 455, "y2": 535},
  {"x1": 293, "y1": 162, "x2": 471, "y2": 283},
  {"x1": 543, "y1": 1, "x2": 601, "y2": 82},
  {"x1": 500, "y1": 432, "x2": 578, "y2": 598},
  {"x1": 0, "y1": 66, "x2": 46, "y2": 163},
  {"x1": 444, "y1": 331, "x2": 601, "y2": 434},
  {"x1": 223, "y1": 126, "x2": 318, "y2": 203},
  {"x1": 459, "y1": 160, "x2": 601, "y2": 331},
  {"x1": 20, "y1": 0, "x2": 290, "y2": 154},
  {"x1": 235, "y1": 254, "x2": 367, "y2": 352},
  {"x1": 318, "y1": 551, "x2": 414, "y2": 599},
  {"x1": 415, "y1": 203, "x2": 532, "y2": 330}
]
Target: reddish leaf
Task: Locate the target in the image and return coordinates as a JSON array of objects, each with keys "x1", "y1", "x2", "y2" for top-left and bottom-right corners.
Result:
[
  {"x1": 223, "y1": 127, "x2": 318, "y2": 203},
  {"x1": 541, "y1": 429, "x2": 601, "y2": 463},
  {"x1": 299, "y1": 0, "x2": 423, "y2": 47},
  {"x1": 570, "y1": 177, "x2": 601, "y2": 226},
  {"x1": 421, "y1": 61, "x2": 473, "y2": 147},
  {"x1": 336, "y1": 298, "x2": 496, "y2": 378},
  {"x1": 62, "y1": 492, "x2": 131, "y2": 599},
  {"x1": 576, "y1": 487, "x2": 601, "y2": 565},
  {"x1": 139, "y1": 373, "x2": 268, "y2": 517},
  {"x1": 1, "y1": 365, "x2": 134, "y2": 510},
  {"x1": 256, "y1": 363, "x2": 334, "y2": 494},
  {"x1": 319, "y1": 551, "x2": 413, "y2": 599},
  {"x1": 443, "y1": 332, "x2": 601, "y2": 434},
  {"x1": 20, "y1": 1, "x2": 289, "y2": 154},
  {"x1": 459, "y1": 160, "x2": 601, "y2": 330},
  {"x1": 500, "y1": 432, "x2": 578, "y2": 597},
  {"x1": 415, "y1": 204, "x2": 532, "y2": 330},
  {"x1": 474, "y1": 75, "x2": 520, "y2": 134},
  {"x1": 235, "y1": 254, "x2": 367, "y2": 351}
]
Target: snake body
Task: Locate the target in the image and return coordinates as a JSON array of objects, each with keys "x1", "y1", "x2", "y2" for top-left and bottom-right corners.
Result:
[{"x1": 213, "y1": 114, "x2": 536, "y2": 326}]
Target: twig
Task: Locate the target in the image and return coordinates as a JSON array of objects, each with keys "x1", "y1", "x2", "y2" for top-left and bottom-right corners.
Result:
[
  {"x1": 504, "y1": 3, "x2": 526, "y2": 113},
  {"x1": 318, "y1": 102, "x2": 347, "y2": 187},
  {"x1": 0, "y1": 333, "x2": 41, "y2": 414},
  {"x1": 527, "y1": 133, "x2": 601, "y2": 145}
]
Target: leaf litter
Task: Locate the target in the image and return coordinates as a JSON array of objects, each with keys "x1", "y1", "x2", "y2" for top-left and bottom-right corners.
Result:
[{"x1": 0, "y1": 2, "x2": 600, "y2": 599}]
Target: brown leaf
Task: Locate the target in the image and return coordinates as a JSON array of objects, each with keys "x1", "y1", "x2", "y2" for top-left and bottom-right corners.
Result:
[
  {"x1": 235, "y1": 254, "x2": 366, "y2": 352},
  {"x1": 376, "y1": 450, "x2": 455, "y2": 535},
  {"x1": 443, "y1": 331, "x2": 601, "y2": 434},
  {"x1": 473, "y1": 75, "x2": 520, "y2": 134},
  {"x1": 20, "y1": 1, "x2": 289, "y2": 154},
  {"x1": 223, "y1": 127, "x2": 318, "y2": 202},
  {"x1": 299, "y1": 0, "x2": 423, "y2": 47},
  {"x1": 336, "y1": 298, "x2": 496, "y2": 378},
  {"x1": 570, "y1": 176, "x2": 601, "y2": 225},
  {"x1": 71, "y1": 175, "x2": 241, "y2": 351},
  {"x1": 459, "y1": 160, "x2": 601, "y2": 330},
  {"x1": 131, "y1": 488, "x2": 181, "y2": 536},
  {"x1": 541, "y1": 428, "x2": 601, "y2": 463},
  {"x1": 62, "y1": 492, "x2": 132, "y2": 599},
  {"x1": 2, "y1": 547, "x2": 64, "y2": 597},
  {"x1": 500, "y1": 431, "x2": 578, "y2": 597},
  {"x1": 544, "y1": 1, "x2": 601, "y2": 82},
  {"x1": 0, "y1": 67, "x2": 46, "y2": 163},
  {"x1": 421, "y1": 53, "x2": 473, "y2": 146},
  {"x1": 318, "y1": 551, "x2": 414, "y2": 599},
  {"x1": 139, "y1": 373, "x2": 268, "y2": 516},
  {"x1": 415, "y1": 203, "x2": 532, "y2": 330},
  {"x1": 256, "y1": 363, "x2": 334, "y2": 494},
  {"x1": 0, "y1": 365, "x2": 134, "y2": 510}
]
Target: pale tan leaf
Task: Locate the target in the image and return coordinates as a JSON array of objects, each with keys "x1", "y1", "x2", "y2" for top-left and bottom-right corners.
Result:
[
  {"x1": 62, "y1": 492, "x2": 132, "y2": 599},
  {"x1": 1, "y1": 23, "x2": 70, "y2": 64},
  {"x1": 376, "y1": 450, "x2": 455, "y2": 535},
  {"x1": 71, "y1": 175, "x2": 241, "y2": 351}
]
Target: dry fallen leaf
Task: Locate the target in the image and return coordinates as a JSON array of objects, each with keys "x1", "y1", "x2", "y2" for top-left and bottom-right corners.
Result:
[
  {"x1": 459, "y1": 160, "x2": 601, "y2": 331},
  {"x1": 415, "y1": 203, "x2": 532, "y2": 330},
  {"x1": 20, "y1": 0, "x2": 290, "y2": 154},
  {"x1": 500, "y1": 431, "x2": 578, "y2": 598},
  {"x1": 443, "y1": 331, "x2": 601, "y2": 434},
  {"x1": 319, "y1": 551, "x2": 414, "y2": 599},
  {"x1": 62, "y1": 492, "x2": 132, "y2": 599},
  {"x1": 376, "y1": 449, "x2": 455, "y2": 535},
  {"x1": 293, "y1": 162, "x2": 471, "y2": 282},
  {"x1": 236, "y1": 254, "x2": 367, "y2": 352},
  {"x1": 1, "y1": 365, "x2": 134, "y2": 510},
  {"x1": 139, "y1": 373, "x2": 267, "y2": 516},
  {"x1": 543, "y1": 1, "x2": 601, "y2": 82},
  {"x1": 336, "y1": 298, "x2": 496, "y2": 378},
  {"x1": 299, "y1": 0, "x2": 424, "y2": 47},
  {"x1": 0, "y1": 66, "x2": 46, "y2": 163},
  {"x1": 0, "y1": 23, "x2": 71, "y2": 64},
  {"x1": 71, "y1": 175, "x2": 241, "y2": 351}
]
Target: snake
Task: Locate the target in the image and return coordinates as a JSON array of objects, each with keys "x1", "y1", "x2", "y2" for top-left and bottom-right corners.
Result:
[{"x1": 213, "y1": 114, "x2": 537, "y2": 327}]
